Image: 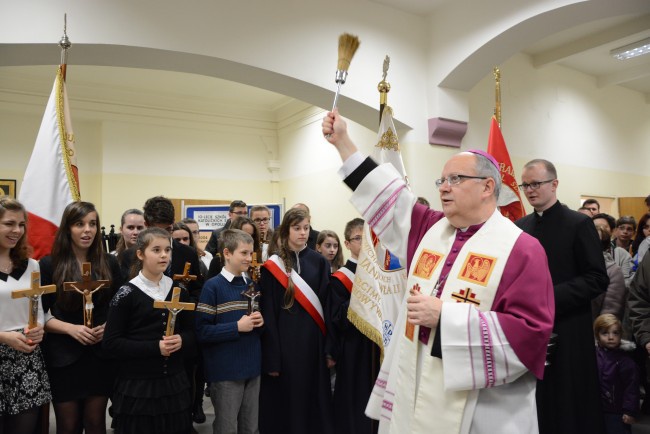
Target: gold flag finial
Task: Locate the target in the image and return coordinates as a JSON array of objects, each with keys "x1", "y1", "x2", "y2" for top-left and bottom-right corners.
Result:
[
  {"x1": 493, "y1": 66, "x2": 501, "y2": 128},
  {"x1": 378, "y1": 55, "x2": 391, "y2": 121}
]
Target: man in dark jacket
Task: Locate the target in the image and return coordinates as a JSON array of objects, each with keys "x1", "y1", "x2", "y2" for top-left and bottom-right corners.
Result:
[{"x1": 204, "y1": 200, "x2": 247, "y2": 256}]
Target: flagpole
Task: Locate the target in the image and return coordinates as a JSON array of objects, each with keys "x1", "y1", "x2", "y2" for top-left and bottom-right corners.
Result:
[
  {"x1": 59, "y1": 14, "x2": 71, "y2": 80},
  {"x1": 378, "y1": 55, "x2": 390, "y2": 122},
  {"x1": 493, "y1": 66, "x2": 501, "y2": 128}
]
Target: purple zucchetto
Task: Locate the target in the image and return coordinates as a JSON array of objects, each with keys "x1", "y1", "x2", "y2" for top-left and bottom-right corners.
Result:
[{"x1": 467, "y1": 149, "x2": 499, "y2": 170}]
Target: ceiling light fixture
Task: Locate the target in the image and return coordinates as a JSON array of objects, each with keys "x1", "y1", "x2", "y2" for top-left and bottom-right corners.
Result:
[{"x1": 610, "y1": 37, "x2": 650, "y2": 60}]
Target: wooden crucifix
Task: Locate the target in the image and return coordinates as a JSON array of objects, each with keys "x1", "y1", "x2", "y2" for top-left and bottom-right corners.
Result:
[
  {"x1": 249, "y1": 252, "x2": 262, "y2": 283},
  {"x1": 241, "y1": 284, "x2": 261, "y2": 315},
  {"x1": 153, "y1": 286, "x2": 196, "y2": 336},
  {"x1": 11, "y1": 271, "x2": 56, "y2": 329},
  {"x1": 241, "y1": 252, "x2": 262, "y2": 315},
  {"x1": 63, "y1": 262, "x2": 110, "y2": 328},
  {"x1": 173, "y1": 262, "x2": 197, "y2": 290}
]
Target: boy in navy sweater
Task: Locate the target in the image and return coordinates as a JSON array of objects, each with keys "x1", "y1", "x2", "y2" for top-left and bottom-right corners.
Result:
[{"x1": 196, "y1": 229, "x2": 264, "y2": 434}]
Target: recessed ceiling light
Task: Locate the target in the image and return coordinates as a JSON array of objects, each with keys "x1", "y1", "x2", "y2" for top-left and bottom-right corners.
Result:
[{"x1": 610, "y1": 37, "x2": 650, "y2": 60}]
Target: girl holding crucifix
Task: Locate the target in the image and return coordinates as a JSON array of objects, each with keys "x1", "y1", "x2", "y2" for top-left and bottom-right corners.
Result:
[
  {"x1": 40, "y1": 201, "x2": 123, "y2": 434},
  {"x1": 104, "y1": 227, "x2": 196, "y2": 434},
  {"x1": 0, "y1": 197, "x2": 51, "y2": 434}
]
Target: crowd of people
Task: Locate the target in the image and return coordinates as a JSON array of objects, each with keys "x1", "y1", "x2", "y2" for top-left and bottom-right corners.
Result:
[{"x1": 1, "y1": 111, "x2": 650, "y2": 433}]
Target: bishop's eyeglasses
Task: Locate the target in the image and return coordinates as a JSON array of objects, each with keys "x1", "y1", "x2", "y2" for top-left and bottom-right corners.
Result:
[
  {"x1": 434, "y1": 174, "x2": 487, "y2": 188},
  {"x1": 518, "y1": 179, "x2": 555, "y2": 191}
]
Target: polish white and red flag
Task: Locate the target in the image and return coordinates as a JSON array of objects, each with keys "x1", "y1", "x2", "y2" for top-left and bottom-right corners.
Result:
[
  {"x1": 487, "y1": 116, "x2": 525, "y2": 222},
  {"x1": 19, "y1": 66, "x2": 80, "y2": 259}
]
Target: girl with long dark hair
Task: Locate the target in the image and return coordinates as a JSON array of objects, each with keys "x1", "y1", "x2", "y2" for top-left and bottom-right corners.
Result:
[
  {"x1": 40, "y1": 201, "x2": 123, "y2": 434},
  {"x1": 258, "y1": 208, "x2": 334, "y2": 434}
]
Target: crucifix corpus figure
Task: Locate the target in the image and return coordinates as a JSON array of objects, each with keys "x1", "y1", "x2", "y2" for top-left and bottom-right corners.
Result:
[
  {"x1": 153, "y1": 286, "x2": 196, "y2": 336},
  {"x1": 241, "y1": 283, "x2": 261, "y2": 315},
  {"x1": 241, "y1": 253, "x2": 262, "y2": 314},
  {"x1": 11, "y1": 271, "x2": 56, "y2": 329},
  {"x1": 63, "y1": 262, "x2": 110, "y2": 328}
]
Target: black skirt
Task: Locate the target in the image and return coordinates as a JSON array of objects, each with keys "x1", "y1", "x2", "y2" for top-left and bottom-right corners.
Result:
[
  {"x1": 47, "y1": 349, "x2": 115, "y2": 403},
  {"x1": 111, "y1": 370, "x2": 192, "y2": 434}
]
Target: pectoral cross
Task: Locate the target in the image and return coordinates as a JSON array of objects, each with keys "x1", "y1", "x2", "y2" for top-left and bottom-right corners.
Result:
[
  {"x1": 11, "y1": 271, "x2": 56, "y2": 329},
  {"x1": 173, "y1": 262, "x2": 197, "y2": 290},
  {"x1": 63, "y1": 262, "x2": 110, "y2": 328},
  {"x1": 153, "y1": 286, "x2": 196, "y2": 336}
]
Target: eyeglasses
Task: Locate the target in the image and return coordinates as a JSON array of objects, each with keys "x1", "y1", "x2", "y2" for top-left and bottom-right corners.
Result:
[
  {"x1": 434, "y1": 174, "x2": 487, "y2": 188},
  {"x1": 232, "y1": 211, "x2": 248, "y2": 216},
  {"x1": 518, "y1": 179, "x2": 555, "y2": 191},
  {"x1": 253, "y1": 218, "x2": 270, "y2": 224},
  {"x1": 347, "y1": 236, "x2": 362, "y2": 242}
]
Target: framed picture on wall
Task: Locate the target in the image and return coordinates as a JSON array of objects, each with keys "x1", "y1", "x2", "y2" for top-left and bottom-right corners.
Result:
[{"x1": 0, "y1": 179, "x2": 16, "y2": 198}]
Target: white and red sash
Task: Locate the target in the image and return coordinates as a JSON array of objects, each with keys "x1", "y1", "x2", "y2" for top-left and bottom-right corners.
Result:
[
  {"x1": 263, "y1": 255, "x2": 326, "y2": 335},
  {"x1": 332, "y1": 267, "x2": 355, "y2": 293}
]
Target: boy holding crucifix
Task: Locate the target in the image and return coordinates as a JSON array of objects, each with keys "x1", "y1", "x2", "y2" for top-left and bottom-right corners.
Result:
[{"x1": 196, "y1": 229, "x2": 264, "y2": 434}]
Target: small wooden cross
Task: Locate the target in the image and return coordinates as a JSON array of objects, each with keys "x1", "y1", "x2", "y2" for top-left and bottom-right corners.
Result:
[
  {"x1": 153, "y1": 286, "x2": 196, "y2": 336},
  {"x1": 63, "y1": 262, "x2": 110, "y2": 328},
  {"x1": 11, "y1": 271, "x2": 57, "y2": 329},
  {"x1": 173, "y1": 262, "x2": 197, "y2": 290},
  {"x1": 249, "y1": 252, "x2": 262, "y2": 283}
]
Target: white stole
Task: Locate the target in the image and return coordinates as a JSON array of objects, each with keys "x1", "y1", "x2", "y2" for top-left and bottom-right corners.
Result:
[{"x1": 369, "y1": 210, "x2": 521, "y2": 434}]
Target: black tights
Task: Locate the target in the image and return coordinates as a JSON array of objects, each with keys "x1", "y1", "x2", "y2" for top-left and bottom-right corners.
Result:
[
  {"x1": 0, "y1": 406, "x2": 40, "y2": 434},
  {"x1": 53, "y1": 396, "x2": 108, "y2": 434}
]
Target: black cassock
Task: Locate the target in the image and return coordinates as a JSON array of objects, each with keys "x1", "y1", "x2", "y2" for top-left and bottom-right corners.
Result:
[
  {"x1": 516, "y1": 200, "x2": 608, "y2": 434},
  {"x1": 259, "y1": 248, "x2": 333, "y2": 434},
  {"x1": 328, "y1": 260, "x2": 379, "y2": 434}
]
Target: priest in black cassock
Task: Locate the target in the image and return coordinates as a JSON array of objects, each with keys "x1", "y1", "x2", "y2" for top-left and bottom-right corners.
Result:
[
  {"x1": 516, "y1": 159, "x2": 608, "y2": 434},
  {"x1": 328, "y1": 218, "x2": 379, "y2": 434}
]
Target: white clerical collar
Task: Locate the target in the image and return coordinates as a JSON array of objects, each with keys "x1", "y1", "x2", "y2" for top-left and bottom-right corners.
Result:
[
  {"x1": 132, "y1": 271, "x2": 172, "y2": 301},
  {"x1": 349, "y1": 257, "x2": 358, "y2": 264},
  {"x1": 220, "y1": 268, "x2": 247, "y2": 283}
]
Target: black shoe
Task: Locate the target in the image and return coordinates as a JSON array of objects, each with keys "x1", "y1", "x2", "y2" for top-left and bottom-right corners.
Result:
[{"x1": 193, "y1": 405, "x2": 206, "y2": 424}]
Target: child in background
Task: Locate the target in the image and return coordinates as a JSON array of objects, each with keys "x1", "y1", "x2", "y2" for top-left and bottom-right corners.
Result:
[
  {"x1": 196, "y1": 229, "x2": 264, "y2": 434},
  {"x1": 104, "y1": 227, "x2": 195, "y2": 434},
  {"x1": 316, "y1": 230, "x2": 344, "y2": 273},
  {"x1": 594, "y1": 314, "x2": 639, "y2": 434}
]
